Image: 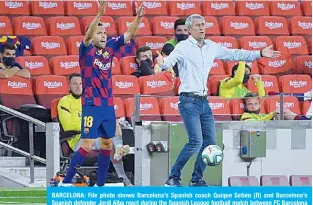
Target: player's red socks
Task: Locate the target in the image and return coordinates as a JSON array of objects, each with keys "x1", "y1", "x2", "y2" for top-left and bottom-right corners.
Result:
[
  {"x1": 96, "y1": 149, "x2": 111, "y2": 186},
  {"x1": 63, "y1": 147, "x2": 88, "y2": 183}
]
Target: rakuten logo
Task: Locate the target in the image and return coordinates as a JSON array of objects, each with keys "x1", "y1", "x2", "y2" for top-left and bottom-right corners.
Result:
[
  {"x1": 140, "y1": 103, "x2": 153, "y2": 111},
  {"x1": 205, "y1": 22, "x2": 214, "y2": 29},
  {"x1": 246, "y1": 2, "x2": 264, "y2": 10},
  {"x1": 248, "y1": 41, "x2": 267, "y2": 49},
  {"x1": 269, "y1": 60, "x2": 286, "y2": 68},
  {"x1": 94, "y1": 59, "x2": 107, "y2": 71},
  {"x1": 0, "y1": 23, "x2": 6, "y2": 28},
  {"x1": 115, "y1": 81, "x2": 134, "y2": 89},
  {"x1": 147, "y1": 80, "x2": 166, "y2": 88},
  {"x1": 304, "y1": 61, "x2": 312, "y2": 69},
  {"x1": 5, "y1": 1, "x2": 23, "y2": 9},
  {"x1": 130, "y1": 63, "x2": 138, "y2": 70},
  {"x1": 127, "y1": 22, "x2": 145, "y2": 28},
  {"x1": 262, "y1": 81, "x2": 274, "y2": 88},
  {"x1": 275, "y1": 102, "x2": 294, "y2": 109},
  {"x1": 218, "y1": 42, "x2": 232, "y2": 48},
  {"x1": 143, "y1": 2, "x2": 161, "y2": 9},
  {"x1": 298, "y1": 21, "x2": 312, "y2": 30},
  {"x1": 170, "y1": 102, "x2": 178, "y2": 110},
  {"x1": 39, "y1": 1, "x2": 57, "y2": 9},
  {"x1": 209, "y1": 102, "x2": 224, "y2": 110},
  {"x1": 102, "y1": 22, "x2": 111, "y2": 28},
  {"x1": 211, "y1": 2, "x2": 229, "y2": 10},
  {"x1": 161, "y1": 21, "x2": 174, "y2": 30},
  {"x1": 73, "y1": 2, "x2": 92, "y2": 9},
  {"x1": 22, "y1": 22, "x2": 41, "y2": 30},
  {"x1": 60, "y1": 61, "x2": 79, "y2": 69},
  {"x1": 41, "y1": 42, "x2": 60, "y2": 49},
  {"x1": 283, "y1": 41, "x2": 302, "y2": 49},
  {"x1": 277, "y1": 3, "x2": 296, "y2": 10},
  {"x1": 44, "y1": 81, "x2": 63, "y2": 88},
  {"x1": 7, "y1": 81, "x2": 27, "y2": 88},
  {"x1": 25, "y1": 61, "x2": 44, "y2": 69},
  {"x1": 57, "y1": 23, "x2": 75, "y2": 30},
  {"x1": 177, "y1": 2, "x2": 195, "y2": 10},
  {"x1": 265, "y1": 22, "x2": 283, "y2": 30},
  {"x1": 290, "y1": 80, "x2": 308, "y2": 88},
  {"x1": 108, "y1": 2, "x2": 126, "y2": 10},
  {"x1": 230, "y1": 22, "x2": 249, "y2": 30},
  {"x1": 145, "y1": 42, "x2": 164, "y2": 49}
]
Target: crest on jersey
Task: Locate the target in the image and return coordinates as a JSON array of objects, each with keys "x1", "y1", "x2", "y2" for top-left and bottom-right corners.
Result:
[
  {"x1": 84, "y1": 128, "x2": 89, "y2": 134},
  {"x1": 103, "y1": 51, "x2": 110, "y2": 59}
]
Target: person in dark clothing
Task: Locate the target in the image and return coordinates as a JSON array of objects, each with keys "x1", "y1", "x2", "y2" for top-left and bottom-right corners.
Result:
[{"x1": 132, "y1": 46, "x2": 154, "y2": 77}]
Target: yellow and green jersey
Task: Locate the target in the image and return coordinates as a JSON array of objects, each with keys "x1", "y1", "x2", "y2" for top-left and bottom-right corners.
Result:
[{"x1": 240, "y1": 112, "x2": 276, "y2": 121}]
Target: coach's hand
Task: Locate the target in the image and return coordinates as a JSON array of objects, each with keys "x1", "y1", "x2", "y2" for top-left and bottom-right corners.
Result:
[
  {"x1": 98, "y1": 0, "x2": 107, "y2": 16},
  {"x1": 261, "y1": 45, "x2": 281, "y2": 58},
  {"x1": 156, "y1": 50, "x2": 164, "y2": 66},
  {"x1": 135, "y1": 2, "x2": 145, "y2": 18}
]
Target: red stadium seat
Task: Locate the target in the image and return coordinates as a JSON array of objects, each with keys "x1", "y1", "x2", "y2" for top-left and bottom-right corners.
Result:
[
  {"x1": 113, "y1": 97, "x2": 125, "y2": 119},
  {"x1": 135, "y1": 36, "x2": 167, "y2": 56},
  {"x1": 307, "y1": 37, "x2": 312, "y2": 54},
  {"x1": 66, "y1": 36, "x2": 84, "y2": 55},
  {"x1": 288, "y1": 16, "x2": 312, "y2": 36},
  {"x1": 151, "y1": 16, "x2": 178, "y2": 35},
  {"x1": 220, "y1": 16, "x2": 255, "y2": 36},
  {"x1": 239, "y1": 36, "x2": 272, "y2": 51},
  {"x1": 46, "y1": 16, "x2": 81, "y2": 36},
  {"x1": 209, "y1": 59, "x2": 225, "y2": 75},
  {"x1": 208, "y1": 97, "x2": 232, "y2": 121},
  {"x1": 208, "y1": 36, "x2": 238, "y2": 49},
  {"x1": 168, "y1": 1, "x2": 201, "y2": 16},
  {"x1": 30, "y1": 1, "x2": 65, "y2": 16},
  {"x1": 246, "y1": 75, "x2": 280, "y2": 94},
  {"x1": 106, "y1": 1, "x2": 133, "y2": 16},
  {"x1": 159, "y1": 97, "x2": 181, "y2": 122},
  {"x1": 236, "y1": 1, "x2": 270, "y2": 16},
  {"x1": 118, "y1": 16, "x2": 151, "y2": 36},
  {"x1": 0, "y1": 16, "x2": 12, "y2": 35},
  {"x1": 260, "y1": 175, "x2": 289, "y2": 186},
  {"x1": 270, "y1": 1, "x2": 302, "y2": 16},
  {"x1": 64, "y1": 1, "x2": 98, "y2": 16},
  {"x1": 293, "y1": 55, "x2": 312, "y2": 75},
  {"x1": 0, "y1": 1, "x2": 30, "y2": 15},
  {"x1": 111, "y1": 57, "x2": 121, "y2": 75},
  {"x1": 49, "y1": 55, "x2": 80, "y2": 76},
  {"x1": 204, "y1": 16, "x2": 220, "y2": 35},
  {"x1": 274, "y1": 36, "x2": 309, "y2": 56},
  {"x1": 255, "y1": 16, "x2": 289, "y2": 36},
  {"x1": 290, "y1": 175, "x2": 312, "y2": 186},
  {"x1": 174, "y1": 77, "x2": 180, "y2": 96},
  {"x1": 140, "y1": 1, "x2": 168, "y2": 16},
  {"x1": 124, "y1": 97, "x2": 161, "y2": 121},
  {"x1": 228, "y1": 176, "x2": 259, "y2": 186},
  {"x1": 224, "y1": 61, "x2": 259, "y2": 75},
  {"x1": 112, "y1": 75, "x2": 140, "y2": 99},
  {"x1": 81, "y1": 16, "x2": 116, "y2": 36},
  {"x1": 202, "y1": 1, "x2": 235, "y2": 16},
  {"x1": 207, "y1": 75, "x2": 230, "y2": 96},
  {"x1": 12, "y1": 16, "x2": 47, "y2": 36},
  {"x1": 16, "y1": 56, "x2": 51, "y2": 76},
  {"x1": 301, "y1": 1, "x2": 312, "y2": 16},
  {"x1": 302, "y1": 101, "x2": 311, "y2": 116},
  {"x1": 138, "y1": 73, "x2": 175, "y2": 96},
  {"x1": 265, "y1": 96, "x2": 301, "y2": 115},
  {"x1": 258, "y1": 57, "x2": 293, "y2": 75},
  {"x1": 279, "y1": 74, "x2": 312, "y2": 96},
  {"x1": 32, "y1": 36, "x2": 67, "y2": 57},
  {"x1": 120, "y1": 56, "x2": 138, "y2": 75}
]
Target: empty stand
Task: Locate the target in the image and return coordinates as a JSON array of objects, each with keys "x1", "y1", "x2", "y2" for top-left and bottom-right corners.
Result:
[
  {"x1": 220, "y1": 16, "x2": 255, "y2": 36},
  {"x1": 290, "y1": 175, "x2": 312, "y2": 186},
  {"x1": 204, "y1": 16, "x2": 220, "y2": 35},
  {"x1": 49, "y1": 55, "x2": 80, "y2": 76},
  {"x1": 140, "y1": 1, "x2": 168, "y2": 16},
  {"x1": 293, "y1": 55, "x2": 312, "y2": 75},
  {"x1": 209, "y1": 59, "x2": 225, "y2": 75},
  {"x1": 0, "y1": 1, "x2": 30, "y2": 15},
  {"x1": 66, "y1": 36, "x2": 84, "y2": 55},
  {"x1": 138, "y1": 73, "x2": 175, "y2": 96},
  {"x1": 46, "y1": 16, "x2": 81, "y2": 36},
  {"x1": 255, "y1": 16, "x2": 289, "y2": 36},
  {"x1": 64, "y1": 1, "x2": 98, "y2": 16},
  {"x1": 228, "y1": 176, "x2": 259, "y2": 186},
  {"x1": 30, "y1": 1, "x2": 65, "y2": 16},
  {"x1": 275, "y1": 36, "x2": 309, "y2": 56},
  {"x1": 208, "y1": 36, "x2": 238, "y2": 49},
  {"x1": 302, "y1": 101, "x2": 311, "y2": 116},
  {"x1": 0, "y1": 76, "x2": 36, "y2": 109},
  {"x1": 270, "y1": 1, "x2": 302, "y2": 17},
  {"x1": 112, "y1": 75, "x2": 140, "y2": 99},
  {"x1": 207, "y1": 75, "x2": 230, "y2": 96},
  {"x1": 307, "y1": 37, "x2": 312, "y2": 55},
  {"x1": 135, "y1": 36, "x2": 167, "y2": 55},
  {"x1": 113, "y1": 97, "x2": 125, "y2": 119},
  {"x1": 159, "y1": 97, "x2": 181, "y2": 122},
  {"x1": 168, "y1": 1, "x2": 201, "y2": 16},
  {"x1": 124, "y1": 97, "x2": 161, "y2": 121},
  {"x1": 16, "y1": 56, "x2": 51, "y2": 76},
  {"x1": 279, "y1": 75, "x2": 312, "y2": 98},
  {"x1": 208, "y1": 97, "x2": 232, "y2": 121},
  {"x1": 81, "y1": 16, "x2": 116, "y2": 35},
  {"x1": 0, "y1": 16, "x2": 13, "y2": 35},
  {"x1": 12, "y1": 16, "x2": 47, "y2": 36},
  {"x1": 120, "y1": 56, "x2": 138, "y2": 75},
  {"x1": 224, "y1": 61, "x2": 259, "y2": 75},
  {"x1": 174, "y1": 77, "x2": 180, "y2": 96},
  {"x1": 105, "y1": 1, "x2": 133, "y2": 16},
  {"x1": 289, "y1": 16, "x2": 312, "y2": 36},
  {"x1": 111, "y1": 57, "x2": 121, "y2": 75},
  {"x1": 202, "y1": 1, "x2": 235, "y2": 16},
  {"x1": 260, "y1": 175, "x2": 289, "y2": 186},
  {"x1": 247, "y1": 75, "x2": 280, "y2": 94},
  {"x1": 33, "y1": 75, "x2": 69, "y2": 109},
  {"x1": 118, "y1": 17, "x2": 151, "y2": 36},
  {"x1": 151, "y1": 16, "x2": 178, "y2": 35},
  {"x1": 32, "y1": 36, "x2": 67, "y2": 57},
  {"x1": 258, "y1": 57, "x2": 293, "y2": 75},
  {"x1": 236, "y1": 1, "x2": 270, "y2": 16},
  {"x1": 301, "y1": 1, "x2": 312, "y2": 16},
  {"x1": 265, "y1": 95, "x2": 301, "y2": 115},
  {"x1": 239, "y1": 36, "x2": 272, "y2": 51}
]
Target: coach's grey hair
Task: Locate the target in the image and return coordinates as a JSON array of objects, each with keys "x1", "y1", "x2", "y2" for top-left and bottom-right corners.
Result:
[{"x1": 185, "y1": 14, "x2": 205, "y2": 29}]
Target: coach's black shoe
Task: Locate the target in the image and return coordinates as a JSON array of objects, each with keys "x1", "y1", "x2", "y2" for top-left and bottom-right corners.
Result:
[
  {"x1": 189, "y1": 179, "x2": 208, "y2": 187},
  {"x1": 164, "y1": 178, "x2": 182, "y2": 187}
]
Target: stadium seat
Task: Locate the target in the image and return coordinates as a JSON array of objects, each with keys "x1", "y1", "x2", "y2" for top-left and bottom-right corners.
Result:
[
  {"x1": 105, "y1": 1, "x2": 133, "y2": 16},
  {"x1": 174, "y1": 77, "x2": 180, "y2": 96},
  {"x1": 207, "y1": 75, "x2": 230, "y2": 96},
  {"x1": 202, "y1": 1, "x2": 235, "y2": 16},
  {"x1": 135, "y1": 36, "x2": 167, "y2": 56},
  {"x1": 159, "y1": 97, "x2": 181, "y2": 122},
  {"x1": 112, "y1": 75, "x2": 140, "y2": 99},
  {"x1": 0, "y1": 76, "x2": 36, "y2": 109},
  {"x1": 124, "y1": 97, "x2": 161, "y2": 121},
  {"x1": 258, "y1": 57, "x2": 293, "y2": 75},
  {"x1": 0, "y1": 16, "x2": 13, "y2": 35},
  {"x1": 113, "y1": 97, "x2": 125, "y2": 119},
  {"x1": 288, "y1": 16, "x2": 312, "y2": 36},
  {"x1": 209, "y1": 59, "x2": 225, "y2": 75},
  {"x1": 49, "y1": 55, "x2": 80, "y2": 76},
  {"x1": 260, "y1": 175, "x2": 289, "y2": 186},
  {"x1": 228, "y1": 176, "x2": 259, "y2": 186},
  {"x1": 274, "y1": 36, "x2": 309, "y2": 57},
  {"x1": 279, "y1": 74, "x2": 312, "y2": 101},
  {"x1": 255, "y1": 16, "x2": 290, "y2": 36},
  {"x1": 33, "y1": 75, "x2": 69, "y2": 109},
  {"x1": 302, "y1": 101, "x2": 311, "y2": 116},
  {"x1": 246, "y1": 75, "x2": 280, "y2": 94},
  {"x1": 229, "y1": 98, "x2": 266, "y2": 121},
  {"x1": 293, "y1": 55, "x2": 312, "y2": 75},
  {"x1": 0, "y1": 1, "x2": 30, "y2": 15},
  {"x1": 208, "y1": 97, "x2": 232, "y2": 121},
  {"x1": 118, "y1": 17, "x2": 151, "y2": 36},
  {"x1": 64, "y1": 1, "x2": 98, "y2": 16},
  {"x1": 12, "y1": 16, "x2": 47, "y2": 36},
  {"x1": 81, "y1": 16, "x2": 116, "y2": 35},
  {"x1": 220, "y1": 16, "x2": 255, "y2": 36},
  {"x1": 151, "y1": 16, "x2": 178, "y2": 35},
  {"x1": 168, "y1": 1, "x2": 201, "y2": 16},
  {"x1": 66, "y1": 36, "x2": 84, "y2": 55},
  {"x1": 138, "y1": 73, "x2": 175, "y2": 96},
  {"x1": 301, "y1": 1, "x2": 312, "y2": 16},
  {"x1": 111, "y1": 57, "x2": 121, "y2": 75},
  {"x1": 239, "y1": 36, "x2": 272, "y2": 51},
  {"x1": 120, "y1": 56, "x2": 138, "y2": 75},
  {"x1": 236, "y1": 1, "x2": 270, "y2": 16},
  {"x1": 208, "y1": 36, "x2": 238, "y2": 49},
  {"x1": 290, "y1": 175, "x2": 312, "y2": 186},
  {"x1": 224, "y1": 61, "x2": 259, "y2": 75},
  {"x1": 307, "y1": 37, "x2": 312, "y2": 54},
  {"x1": 270, "y1": 1, "x2": 302, "y2": 16},
  {"x1": 46, "y1": 16, "x2": 81, "y2": 36},
  {"x1": 30, "y1": 1, "x2": 65, "y2": 16},
  {"x1": 204, "y1": 16, "x2": 220, "y2": 35},
  {"x1": 140, "y1": 1, "x2": 168, "y2": 16},
  {"x1": 31, "y1": 36, "x2": 67, "y2": 57},
  {"x1": 265, "y1": 95, "x2": 301, "y2": 115},
  {"x1": 16, "y1": 56, "x2": 51, "y2": 76}
]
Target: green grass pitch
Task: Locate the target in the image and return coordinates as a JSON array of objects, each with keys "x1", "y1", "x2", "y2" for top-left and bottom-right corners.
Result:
[{"x1": 0, "y1": 188, "x2": 46, "y2": 204}]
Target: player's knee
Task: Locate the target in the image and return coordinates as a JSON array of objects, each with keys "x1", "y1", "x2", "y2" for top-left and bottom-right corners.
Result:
[
  {"x1": 81, "y1": 139, "x2": 94, "y2": 152},
  {"x1": 100, "y1": 138, "x2": 113, "y2": 150}
]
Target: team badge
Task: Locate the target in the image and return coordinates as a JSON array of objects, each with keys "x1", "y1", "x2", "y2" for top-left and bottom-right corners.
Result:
[
  {"x1": 84, "y1": 128, "x2": 89, "y2": 134},
  {"x1": 103, "y1": 51, "x2": 110, "y2": 59}
]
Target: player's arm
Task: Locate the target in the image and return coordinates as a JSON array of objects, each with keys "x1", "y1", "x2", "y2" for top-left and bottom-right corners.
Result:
[
  {"x1": 57, "y1": 98, "x2": 81, "y2": 132},
  {"x1": 0, "y1": 65, "x2": 19, "y2": 79},
  {"x1": 220, "y1": 61, "x2": 245, "y2": 88},
  {"x1": 123, "y1": 2, "x2": 145, "y2": 43},
  {"x1": 14, "y1": 63, "x2": 31, "y2": 79},
  {"x1": 83, "y1": 0, "x2": 107, "y2": 46}
]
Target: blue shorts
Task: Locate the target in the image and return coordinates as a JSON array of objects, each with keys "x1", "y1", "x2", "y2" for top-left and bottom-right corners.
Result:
[{"x1": 81, "y1": 105, "x2": 116, "y2": 139}]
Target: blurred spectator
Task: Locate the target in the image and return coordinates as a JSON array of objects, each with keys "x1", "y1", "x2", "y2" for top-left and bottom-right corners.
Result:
[
  {"x1": 219, "y1": 61, "x2": 265, "y2": 99},
  {"x1": 0, "y1": 36, "x2": 31, "y2": 57},
  {"x1": 165, "y1": 18, "x2": 189, "y2": 49},
  {"x1": 0, "y1": 43, "x2": 30, "y2": 79},
  {"x1": 154, "y1": 44, "x2": 176, "y2": 80},
  {"x1": 132, "y1": 46, "x2": 154, "y2": 77}
]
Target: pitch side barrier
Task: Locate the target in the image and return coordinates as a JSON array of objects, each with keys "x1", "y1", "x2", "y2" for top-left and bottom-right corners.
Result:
[{"x1": 132, "y1": 94, "x2": 312, "y2": 186}]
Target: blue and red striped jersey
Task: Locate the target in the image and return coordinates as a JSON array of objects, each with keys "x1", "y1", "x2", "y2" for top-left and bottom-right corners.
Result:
[{"x1": 79, "y1": 35, "x2": 125, "y2": 107}]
